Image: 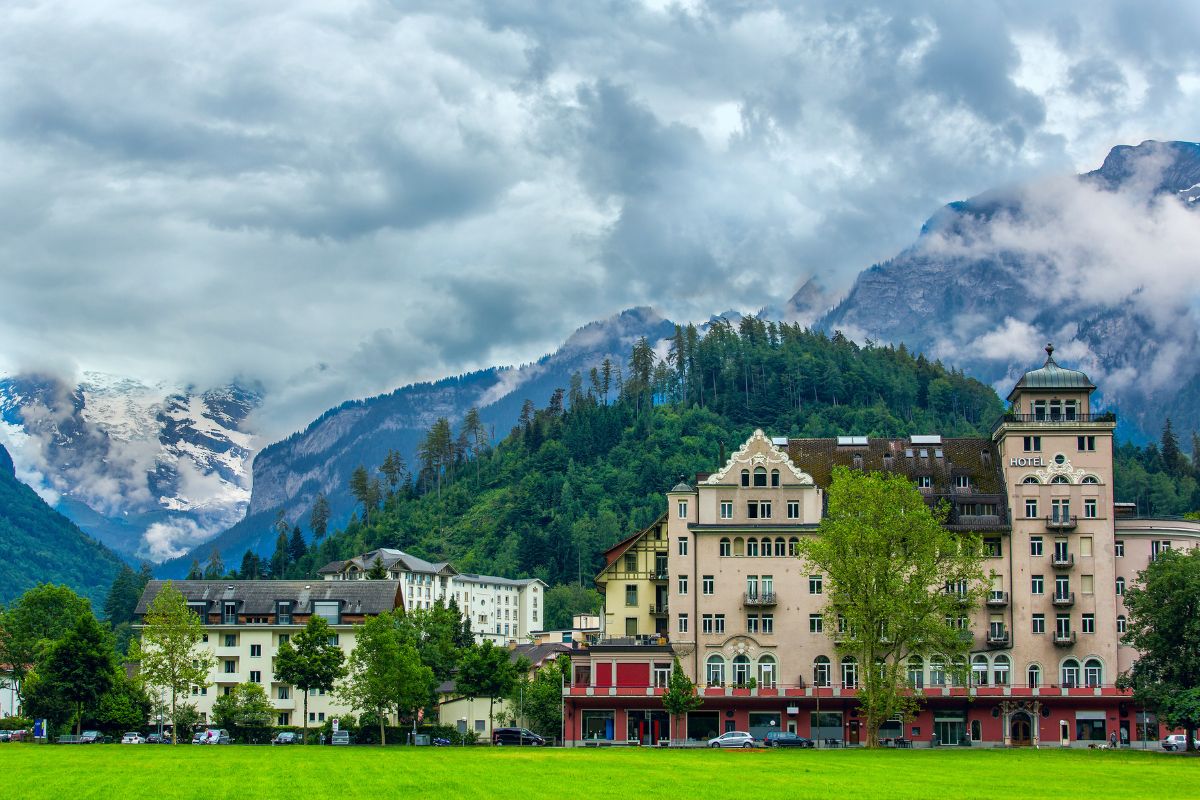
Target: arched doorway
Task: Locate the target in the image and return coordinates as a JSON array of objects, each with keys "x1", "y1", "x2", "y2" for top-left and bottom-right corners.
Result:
[{"x1": 1010, "y1": 712, "x2": 1032, "y2": 746}]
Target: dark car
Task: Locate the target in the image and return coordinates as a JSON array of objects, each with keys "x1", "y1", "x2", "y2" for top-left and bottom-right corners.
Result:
[
  {"x1": 492, "y1": 727, "x2": 545, "y2": 746},
  {"x1": 432, "y1": 737, "x2": 451, "y2": 747},
  {"x1": 79, "y1": 730, "x2": 104, "y2": 744},
  {"x1": 272, "y1": 732, "x2": 299, "y2": 745},
  {"x1": 763, "y1": 731, "x2": 815, "y2": 748}
]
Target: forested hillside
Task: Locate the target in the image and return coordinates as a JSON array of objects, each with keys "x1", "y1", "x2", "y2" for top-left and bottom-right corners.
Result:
[{"x1": 230, "y1": 321, "x2": 1003, "y2": 589}]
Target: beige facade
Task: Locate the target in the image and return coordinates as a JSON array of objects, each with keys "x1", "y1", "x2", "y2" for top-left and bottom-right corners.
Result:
[{"x1": 596, "y1": 514, "x2": 670, "y2": 639}]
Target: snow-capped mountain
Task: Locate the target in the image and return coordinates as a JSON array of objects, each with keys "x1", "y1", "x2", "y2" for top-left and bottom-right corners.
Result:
[{"x1": 0, "y1": 371, "x2": 262, "y2": 561}]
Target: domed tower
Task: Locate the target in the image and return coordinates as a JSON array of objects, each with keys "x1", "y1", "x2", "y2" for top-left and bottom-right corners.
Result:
[{"x1": 993, "y1": 344, "x2": 1118, "y2": 736}]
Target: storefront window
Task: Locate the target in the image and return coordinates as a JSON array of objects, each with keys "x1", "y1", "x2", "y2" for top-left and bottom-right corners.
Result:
[
  {"x1": 686, "y1": 711, "x2": 720, "y2": 742},
  {"x1": 581, "y1": 710, "x2": 614, "y2": 741}
]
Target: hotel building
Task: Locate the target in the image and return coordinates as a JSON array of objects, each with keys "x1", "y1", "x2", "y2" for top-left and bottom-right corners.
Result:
[{"x1": 564, "y1": 346, "x2": 1200, "y2": 747}]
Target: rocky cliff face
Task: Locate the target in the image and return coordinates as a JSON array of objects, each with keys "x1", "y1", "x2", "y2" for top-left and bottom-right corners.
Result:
[{"x1": 821, "y1": 140, "x2": 1200, "y2": 443}]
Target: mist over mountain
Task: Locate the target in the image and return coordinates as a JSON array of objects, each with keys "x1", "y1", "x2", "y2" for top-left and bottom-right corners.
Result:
[{"x1": 821, "y1": 140, "x2": 1200, "y2": 443}]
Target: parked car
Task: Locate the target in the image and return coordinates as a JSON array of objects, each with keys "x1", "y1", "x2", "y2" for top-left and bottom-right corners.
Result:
[
  {"x1": 271, "y1": 732, "x2": 299, "y2": 745},
  {"x1": 121, "y1": 732, "x2": 146, "y2": 744},
  {"x1": 709, "y1": 731, "x2": 756, "y2": 748},
  {"x1": 79, "y1": 730, "x2": 104, "y2": 744},
  {"x1": 331, "y1": 731, "x2": 351, "y2": 746},
  {"x1": 145, "y1": 733, "x2": 165, "y2": 744},
  {"x1": 432, "y1": 736, "x2": 451, "y2": 747},
  {"x1": 191, "y1": 731, "x2": 205, "y2": 744},
  {"x1": 492, "y1": 727, "x2": 545, "y2": 746},
  {"x1": 197, "y1": 728, "x2": 231, "y2": 745},
  {"x1": 7, "y1": 730, "x2": 29, "y2": 742},
  {"x1": 1161, "y1": 734, "x2": 1200, "y2": 751},
  {"x1": 0, "y1": 731, "x2": 11, "y2": 742},
  {"x1": 763, "y1": 731, "x2": 815, "y2": 748}
]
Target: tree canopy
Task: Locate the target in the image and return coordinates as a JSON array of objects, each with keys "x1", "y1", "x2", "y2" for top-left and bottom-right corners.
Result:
[{"x1": 273, "y1": 615, "x2": 346, "y2": 742}]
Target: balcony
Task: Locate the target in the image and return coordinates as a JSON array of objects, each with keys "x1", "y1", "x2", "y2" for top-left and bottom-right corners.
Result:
[
  {"x1": 585, "y1": 634, "x2": 671, "y2": 651},
  {"x1": 1046, "y1": 516, "x2": 1078, "y2": 531},
  {"x1": 986, "y1": 591, "x2": 1009, "y2": 607},
  {"x1": 743, "y1": 592, "x2": 778, "y2": 607},
  {"x1": 652, "y1": 571, "x2": 669, "y2": 582},
  {"x1": 1052, "y1": 592, "x2": 1075, "y2": 607},
  {"x1": 986, "y1": 627, "x2": 1010, "y2": 648},
  {"x1": 1053, "y1": 631, "x2": 1077, "y2": 647},
  {"x1": 1052, "y1": 554, "x2": 1075, "y2": 569},
  {"x1": 649, "y1": 604, "x2": 668, "y2": 616},
  {"x1": 991, "y1": 412, "x2": 1117, "y2": 433},
  {"x1": 272, "y1": 697, "x2": 295, "y2": 710}
]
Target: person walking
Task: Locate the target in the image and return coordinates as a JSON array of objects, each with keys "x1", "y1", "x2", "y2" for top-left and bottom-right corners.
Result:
[{"x1": 1109, "y1": 731, "x2": 1118, "y2": 749}]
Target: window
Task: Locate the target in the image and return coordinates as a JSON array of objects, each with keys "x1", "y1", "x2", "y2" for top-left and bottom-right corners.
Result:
[
  {"x1": 1115, "y1": 577, "x2": 1125, "y2": 595},
  {"x1": 277, "y1": 686, "x2": 290, "y2": 700},
  {"x1": 760, "y1": 501, "x2": 772, "y2": 519},
  {"x1": 702, "y1": 576, "x2": 714, "y2": 595},
  {"x1": 1030, "y1": 536, "x2": 1043, "y2": 556},
  {"x1": 774, "y1": 538, "x2": 785, "y2": 557},
  {"x1": 653, "y1": 663, "x2": 672, "y2": 688},
  {"x1": 758, "y1": 655, "x2": 776, "y2": 688},
  {"x1": 771, "y1": 469, "x2": 780, "y2": 487},
  {"x1": 1082, "y1": 613, "x2": 1095, "y2": 634},
  {"x1": 624, "y1": 553, "x2": 637, "y2": 572},
  {"x1": 1117, "y1": 615, "x2": 1126, "y2": 634},
  {"x1": 754, "y1": 467, "x2": 767, "y2": 487},
  {"x1": 1025, "y1": 499, "x2": 1038, "y2": 518},
  {"x1": 707, "y1": 655, "x2": 726, "y2": 685},
  {"x1": 625, "y1": 618, "x2": 637, "y2": 636},
  {"x1": 1032, "y1": 613, "x2": 1045, "y2": 634},
  {"x1": 955, "y1": 475, "x2": 970, "y2": 490},
  {"x1": 249, "y1": 670, "x2": 261, "y2": 683},
  {"x1": 1077, "y1": 435, "x2": 1096, "y2": 452},
  {"x1": 813, "y1": 656, "x2": 831, "y2": 688},
  {"x1": 747, "y1": 502, "x2": 758, "y2": 519},
  {"x1": 250, "y1": 644, "x2": 261, "y2": 658},
  {"x1": 1022, "y1": 475, "x2": 1040, "y2": 484},
  {"x1": 702, "y1": 614, "x2": 714, "y2": 634},
  {"x1": 1051, "y1": 499, "x2": 1070, "y2": 522},
  {"x1": 841, "y1": 657, "x2": 858, "y2": 688},
  {"x1": 1055, "y1": 575, "x2": 1070, "y2": 598},
  {"x1": 1084, "y1": 658, "x2": 1103, "y2": 687},
  {"x1": 1056, "y1": 614, "x2": 1071, "y2": 639},
  {"x1": 809, "y1": 575, "x2": 823, "y2": 594},
  {"x1": 917, "y1": 475, "x2": 932, "y2": 489},
  {"x1": 1152, "y1": 541, "x2": 1172, "y2": 560},
  {"x1": 746, "y1": 575, "x2": 759, "y2": 598},
  {"x1": 1031, "y1": 575, "x2": 1044, "y2": 594},
  {"x1": 720, "y1": 501, "x2": 733, "y2": 519},
  {"x1": 1053, "y1": 539, "x2": 1069, "y2": 562},
  {"x1": 678, "y1": 500, "x2": 688, "y2": 519},
  {"x1": 1027, "y1": 664, "x2": 1041, "y2": 688},
  {"x1": 1024, "y1": 436, "x2": 1041, "y2": 452},
  {"x1": 625, "y1": 585, "x2": 638, "y2": 606},
  {"x1": 678, "y1": 575, "x2": 688, "y2": 595},
  {"x1": 313, "y1": 601, "x2": 340, "y2": 625},
  {"x1": 678, "y1": 537, "x2": 689, "y2": 556},
  {"x1": 747, "y1": 539, "x2": 759, "y2": 557},
  {"x1": 972, "y1": 655, "x2": 989, "y2": 686},
  {"x1": 327, "y1": 634, "x2": 339, "y2": 647},
  {"x1": 1083, "y1": 499, "x2": 1097, "y2": 519},
  {"x1": 678, "y1": 614, "x2": 688, "y2": 634},
  {"x1": 747, "y1": 614, "x2": 759, "y2": 634},
  {"x1": 1061, "y1": 659, "x2": 1080, "y2": 688},
  {"x1": 787, "y1": 501, "x2": 800, "y2": 519},
  {"x1": 719, "y1": 538, "x2": 731, "y2": 557},
  {"x1": 224, "y1": 660, "x2": 236, "y2": 674},
  {"x1": 1051, "y1": 474, "x2": 1069, "y2": 484},
  {"x1": 788, "y1": 537, "x2": 799, "y2": 556},
  {"x1": 984, "y1": 538, "x2": 1002, "y2": 558},
  {"x1": 714, "y1": 615, "x2": 725, "y2": 635},
  {"x1": 1115, "y1": 540, "x2": 1124, "y2": 557},
  {"x1": 1082, "y1": 475, "x2": 1099, "y2": 484},
  {"x1": 993, "y1": 655, "x2": 1010, "y2": 686},
  {"x1": 761, "y1": 614, "x2": 773, "y2": 634},
  {"x1": 809, "y1": 614, "x2": 824, "y2": 633},
  {"x1": 276, "y1": 601, "x2": 292, "y2": 625}
]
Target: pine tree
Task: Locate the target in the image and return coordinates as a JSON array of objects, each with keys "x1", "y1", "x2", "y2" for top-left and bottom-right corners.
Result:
[
  {"x1": 203, "y1": 547, "x2": 224, "y2": 579},
  {"x1": 186, "y1": 559, "x2": 203, "y2": 580},
  {"x1": 239, "y1": 550, "x2": 260, "y2": 580},
  {"x1": 349, "y1": 465, "x2": 373, "y2": 524},
  {"x1": 1162, "y1": 418, "x2": 1184, "y2": 477},
  {"x1": 288, "y1": 525, "x2": 307, "y2": 564},
  {"x1": 310, "y1": 492, "x2": 331, "y2": 540},
  {"x1": 270, "y1": 531, "x2": 289, "y2": 578},
  {"x1": 366, "y1": 556, "x2": 388, "y2": 580}
]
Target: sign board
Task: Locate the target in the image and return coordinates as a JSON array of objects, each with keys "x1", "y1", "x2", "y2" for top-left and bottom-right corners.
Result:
[
  {"x1": 1009, "y1": 457, "x2": 1045, "y2": 467},
  {"x1": 332, "y1": 719, "x2": 339, "y2": 733},
  {"x1": 786, "y1": 706, "x2": 799, "y2": 715}
]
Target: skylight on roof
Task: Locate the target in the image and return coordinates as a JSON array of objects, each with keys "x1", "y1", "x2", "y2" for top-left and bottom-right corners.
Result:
[{"x1": 910, "y1": 435, "x2": 942, "y2": 445}]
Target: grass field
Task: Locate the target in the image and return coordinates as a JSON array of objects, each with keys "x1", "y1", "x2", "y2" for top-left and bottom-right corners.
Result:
[{"x1": 2, "y1": 744, "x2": 1195, "y2": 799}]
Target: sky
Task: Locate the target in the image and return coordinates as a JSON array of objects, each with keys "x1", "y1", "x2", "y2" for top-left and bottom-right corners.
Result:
[{"x1": 2, "y1": 0, "x2": 1199, "y2": 439}]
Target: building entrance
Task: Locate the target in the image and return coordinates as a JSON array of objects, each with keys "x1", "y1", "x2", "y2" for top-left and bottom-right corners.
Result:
[{"x1": 1010, "y1": 713, "x2": 1032, "y2": 746}]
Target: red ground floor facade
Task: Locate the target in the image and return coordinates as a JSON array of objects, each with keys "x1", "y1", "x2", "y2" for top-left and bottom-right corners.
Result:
[{"x1": 563, "y1": 685, "x2": 1164, "y2": 748}]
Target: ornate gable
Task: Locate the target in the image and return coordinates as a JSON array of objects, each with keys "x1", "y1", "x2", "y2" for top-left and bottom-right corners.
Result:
[{"x1": 704, "y1": 429, "x2": 814, "y2": 485}]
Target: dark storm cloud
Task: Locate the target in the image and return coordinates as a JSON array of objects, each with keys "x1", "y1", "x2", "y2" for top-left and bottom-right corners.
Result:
[{"x1": 0, "y1": 0, "x2": 1198, "y2": 440}]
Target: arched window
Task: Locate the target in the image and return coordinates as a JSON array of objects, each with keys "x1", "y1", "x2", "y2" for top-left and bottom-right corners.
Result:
[
  {"x1": 788, "y1": 537, "x2": 800, "y2": 556},
  {"x1": 1051, "y1": 475, "x2": 1070, "y2": 485},
  {"x1": 841, "y1": 656, "x2": 858, "y2": 689},
  {"x1": 719, "y1": 538, "x2": 731, "y2": 557},
  {"x1": 1116, "y1": 577, "x2": 1125, "y2": 595},
  {"x1": 1082, "y1": 475, "x2": 1100, "y2": 484},
  {"x1": 741, "y1": 469, "x2": 750, "y2": 487},
  {"x1": 759, "y1": 537, "x2": 771, "y2": 556},
  {"x1": 734, "y1": 537, "x2": 745, "y2": 557},
  {"x1": 732, "y1": 655, "x2": 751, "y2": 686},
  {"x1": 753, "y1": 467, "x2": 768, "y2": 487},
  {"x1": 929, "y1": 657, "x2": 946, "y2": 687},
  {"x1": 949, "y1": 657, "x2": 966, "y2": 688},
  {"x1": 1117, "y1": 615, "x2": 1127, "y2": 634},
  {"x1": 1022, "y1": 475, "x2": 1040, "y2": 484},
  {"x1": 747, "y1": 538, "x2": 759, "y2": 557},
  {"x1": 907, "y1": 656, "x2": 924, "y2": 689},
  {"x1": 813, "y1": 656, "x2": 831, "y2": 688},
  {"x1": 971, "y1": 655, "x2": 990, "y2": 686},
  {"x1": 706, "y1": 655, "x2": 726, "y2": 686},
  {"x1": 755, "y1": 655, "x2": 776, "y2": 688},
  {"x1": 1027, "y1": 664, "x2": 1041, "y2": 688},
  {"x1": 1061, "y1": 658, "x2": 1080, "y2": 688},
  {"x1": 771, "y1": 469, "x2": 780, "y2": 487},
  {"x1": 993, "y1": 655, "x2": 1010, "y2": 686},
  {"x1": 1084, "y1": 658, "x2": 1103, "y2": 688},
  {"x1": 774, "y1": 537, "x2": 786, "y2": 557}
]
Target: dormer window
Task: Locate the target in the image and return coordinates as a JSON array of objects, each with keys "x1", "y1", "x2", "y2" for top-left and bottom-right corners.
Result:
[
  {"x1": 770, "y1": 469, "x2": 780, "y2": 487},
  {"x1": 313, "y1": 601, "x2": 340, "y2": 625},
  {"x1": 954, "y1": 475, "x2": 970, "y2": 491},
  {"x1": 276, "y1": 601, "x2": 292, "y2": 626},
  {"x1": 753, "y1": 467, "x2": 767, "y2": 487},
  {"x1": 741, "y1": 469, "x2": 750, "y2": 487}
]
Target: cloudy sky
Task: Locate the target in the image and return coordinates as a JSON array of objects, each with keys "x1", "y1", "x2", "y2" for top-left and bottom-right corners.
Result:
[{"x1": 2, "y1": 0, "x2": 1198, "y2": 437}]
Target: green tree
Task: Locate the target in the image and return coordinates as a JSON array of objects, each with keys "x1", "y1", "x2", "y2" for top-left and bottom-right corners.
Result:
[
  {"x1": 92, "y1": 672, "x2": 153, "y2": 735},
  {"x1": 509, "y1": 655, "x2": 567, "y2": 737},
  {"x1": 366, "y1": 556, "x2": 388, "y2": 580},
  {"x1": 456, "y1": 640, "x2": 521, "y2": 736},
  {"x1": 211, "y1": 682, "x2": 275, "y2": 743},
  {"x1": 310, "y1": 492, "x2": 331, "y2": 541},
  {"x1": 380, "y1": 450, "x2": 408, "y2": 494},
  {"x1": 1162, "y1": 418, "x2": 1185, "y2": 478},
  {"x1": 395, "y1": 602, "x2": 469, "y2": 685},
  {"x1": 270, "y1": 531, "x2": 290, "y2": 578},
  {"x1": 288, "y1": 525, "x2": 307, "y2": 564},
  {"x1": 103, "y1": 564, "x2": 146, "y2": 627},
  {"x1": 203, "y1": 547, "x2": 225, "y2": 580},
  {"x1": 543, "y1": 584, "x2": 602, "y2": 630},
  {"x1": 0, "y1": 583, "x2": 92, "y2": 703},
  {"x1": 24, "y1": 613, "x2": 116, "y2": 735},
  {"x1": 337, "y1": 611, "x2": 433, "y2": 746},
  {"x1": 796, "y1": 467, "x2": 988, "y2": 747},
  {"x1": 129, "y1": 582, "x2": 215, "y2": 744},
  {"x1": 273, "y1": 616, "x2": 346, "y2": 743},
  {"x1": 661, "y1": 657, "x2": 702, "y2": 744},
  {"x1": 1120, "y1": 547, "x2": 1200, "y2": 751},
  {"x1": 186, "y1": 559, "x2": 203, "y2": 580},
  {"x1": 239, "y1": 550, "x2": 261, "y2": 580}
]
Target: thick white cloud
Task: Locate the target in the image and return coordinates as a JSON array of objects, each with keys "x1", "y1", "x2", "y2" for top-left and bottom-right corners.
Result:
[{"x1": 1, "y1": 1, "x2": 1198, "y2": 438}]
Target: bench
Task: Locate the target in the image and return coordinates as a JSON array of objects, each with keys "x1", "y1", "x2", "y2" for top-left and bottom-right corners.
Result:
[{"x1": 56, "y1": 735, "x2": 83, "y2": 744}]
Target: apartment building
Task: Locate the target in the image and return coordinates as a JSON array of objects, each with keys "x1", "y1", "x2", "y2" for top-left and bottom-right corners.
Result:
[
  {"x1": 319, "y1": 548, "x2": 546, "y2": 644},
  {"x1": 134, "y1": 580, "x2": 403, "y2": 727},
  {"x1": 563, "y1": 346, "x2": 1200, "y2": 747},
  {"x1": 595, "y1": 513, "x2": 670, "y2": 639}
]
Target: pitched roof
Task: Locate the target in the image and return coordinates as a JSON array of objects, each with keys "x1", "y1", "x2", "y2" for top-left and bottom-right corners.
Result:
[
  {"x1": 601, "y1": 511, "x2": 668, "y2": 568},
  {"x1": 454, "y1": 573, "x2": 545, "y2": 588},
  {"x1": 1007, "y1": 343, "x2": 1095, "y2": 401},
  {"x1": 135, "y1": 580, "x2": 402, "y2": 617},
  {"x1": 788, "y1": 437, "x2": 1008, "y2": 496},
  {"x1": 316, "y1": 548, "x2": 455, "y2": 577}
]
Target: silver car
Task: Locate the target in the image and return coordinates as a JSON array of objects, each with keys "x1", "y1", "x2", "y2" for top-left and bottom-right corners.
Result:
[{"x1": 709, "y1": 730, "x2": 756, "y2": 748}]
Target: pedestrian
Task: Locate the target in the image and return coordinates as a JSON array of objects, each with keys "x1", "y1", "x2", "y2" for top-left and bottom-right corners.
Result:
[{"x1": 1109, "y1": 731, "x2": 1117, "y2": 749}]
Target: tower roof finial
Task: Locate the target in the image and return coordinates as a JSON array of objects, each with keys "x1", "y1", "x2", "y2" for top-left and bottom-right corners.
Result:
[{"x1": 1045, "y1": 342, "x2": 1055, "y2": 363}]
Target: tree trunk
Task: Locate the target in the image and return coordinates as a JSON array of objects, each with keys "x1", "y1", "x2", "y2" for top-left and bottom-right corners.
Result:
[
  {"x1": 171, "y1": 692, "x2": 177, "y2": 744},
  {"x1": 302, "y1": 690, "x2": 309, "y2": 745},
  {"x1": 489, "y1": 697, "x2": 494, "y2": 743},
  {"x1": 76, "y1": 703, "x2": 82, "y2": 736},
  {"x1": 380, "y1": 712, "x2": 386, "y2": 746}
]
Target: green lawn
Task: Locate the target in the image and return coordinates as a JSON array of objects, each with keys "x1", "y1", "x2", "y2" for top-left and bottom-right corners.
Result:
[{"x1": 2, "y1": 744, "x2": 1194, "y2": 799}]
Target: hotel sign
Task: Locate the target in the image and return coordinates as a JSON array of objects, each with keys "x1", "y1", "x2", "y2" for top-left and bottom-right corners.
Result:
[{"x1": 1010, "y1": 457, "x2": 1045, "y2": 467}]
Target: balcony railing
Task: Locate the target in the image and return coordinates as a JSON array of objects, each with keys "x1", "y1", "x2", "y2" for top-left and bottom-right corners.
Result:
[
  {"x1": 1053, "y1": 631, "x2": 1077, "y2": 647},
  {"x1": 743, "y1": 592, "x2": 778, "y2": 607},
  {"x1": 1052, "y1": 554, "x2": 1075, "y2": 569},
  {"x1": 986, "y1": 627, "x2": 1010, "y2": 647},
  {"x1": 1052, "y1": 592, "x2": 1076, "y2": 607},
  {"x1": 649, "y1": 604, "x2": 668, "y2": 616},
  {"x1": 991, "y1": 412, "x2": 1117, "y2": 433},
  {"x1": 986, "y1": 591, "x2": 1009, "y2": 607},
  {"x1": 1047, "y1": 515, "x2": 1078, "y2": 531},
  {"x1": 585, "y1": 634, "x2": 670, "y2": 648},
  {"x1": 652, "y1": 570, "x2": 669, "y2": 581}
]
